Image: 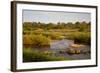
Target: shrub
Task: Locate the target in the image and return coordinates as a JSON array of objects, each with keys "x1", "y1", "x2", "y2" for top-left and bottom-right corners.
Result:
[
  {"x1": 23, "y1": 35, "x2": 33, "y2": 44},
  {"x1": 74, "y1": 32, "x2": 91, "y2": 45},
  {"x1": 66, "y1": 32, "x2": 91, "y2": 45},
  {"x1": 31, "y1": 34, "x2": 51, "y2": 47},
  {"x1": 23, "y1": 34, "x2": 51, "y2": 47}
]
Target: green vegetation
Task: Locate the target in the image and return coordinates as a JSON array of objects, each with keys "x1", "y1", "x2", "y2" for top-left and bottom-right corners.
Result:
[
  {"x1": 23, "y1": 34, "x2": 51, "y2": 47},
  {"x1": 23, "y1": 48, "x2": 70, "y2": 62},
  {"x1": 23, "y1": 21, "x2": 91, "y2": 62},
  {"x1": 65, "y1": 32, "x2": 91, "y2": 45},
  {"x1": 23, "y1": 21, "x2": 91, "y2": 45}
]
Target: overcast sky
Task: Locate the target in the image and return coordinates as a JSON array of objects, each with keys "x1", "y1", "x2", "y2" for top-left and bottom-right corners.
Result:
[{"x1": 23, "y1": 10, "x2": 91, "y2": 23}]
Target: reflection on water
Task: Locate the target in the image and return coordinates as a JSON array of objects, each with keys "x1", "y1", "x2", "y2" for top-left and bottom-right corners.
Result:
[{"x1": 24, "y1": 39, "x2": 91, "y2": 60}]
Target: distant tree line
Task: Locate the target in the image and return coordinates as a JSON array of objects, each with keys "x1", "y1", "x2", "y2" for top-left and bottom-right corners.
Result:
[{"x1": 23, "y1": 21, "x2": 91, "y2": 32}]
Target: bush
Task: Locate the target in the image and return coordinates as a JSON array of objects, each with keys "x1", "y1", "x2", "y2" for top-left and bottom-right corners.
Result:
[
  {"x1": 74, "y1": 32, "x2": 91, "y2": 45},
  {"x1": 31, "y1": 34, "x2": 51, "y2": 47},
  {"x1": 23, "y1": 34, "x2": 51, "y2": 47},
  {"x1": 23, "y1": 35, "x2": 33, "y2": 44},
  {"x1": 66, "y1": 32, "x2": 91, "y2": 45}
]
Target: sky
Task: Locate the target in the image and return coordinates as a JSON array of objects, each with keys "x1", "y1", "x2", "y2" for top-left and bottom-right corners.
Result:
[{"x1": 23, "y1": 10, "x2": 91, "y2": 23}]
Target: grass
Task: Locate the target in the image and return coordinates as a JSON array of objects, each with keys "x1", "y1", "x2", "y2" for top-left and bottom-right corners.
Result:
[
  {"x1": 23, "y1": 48, "x2": 71, "y2": 62},
  {"x1": 23, "y1": 31, "x2": 91, "y2": 46}
]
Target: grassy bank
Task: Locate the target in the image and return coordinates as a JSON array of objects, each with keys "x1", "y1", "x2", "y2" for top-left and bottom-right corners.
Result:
[{"x1": 23, "y1": 48, "x2": 71, "y2": 62}]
